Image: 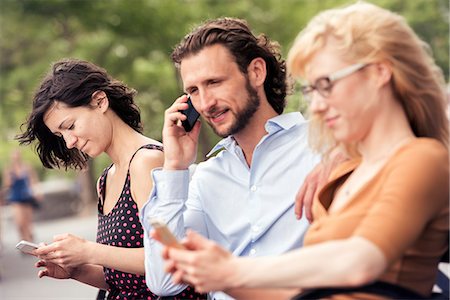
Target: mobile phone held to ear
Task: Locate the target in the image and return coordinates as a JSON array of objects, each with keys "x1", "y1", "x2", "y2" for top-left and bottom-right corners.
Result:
[
  {"x1": 150, "y1": 218, "x2": 185, "y2": 249},
  {"x1": 15, "y1": 240, "x2": 39, "y2": 255},
  {"x1": 179, "y1": 96, "x2": 200, "y2": 132}
]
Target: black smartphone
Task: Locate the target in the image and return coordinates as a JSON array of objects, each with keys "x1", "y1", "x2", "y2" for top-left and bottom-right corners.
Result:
[{"x1": 179, "y1": 96, "x2": 200, "y2": 132}]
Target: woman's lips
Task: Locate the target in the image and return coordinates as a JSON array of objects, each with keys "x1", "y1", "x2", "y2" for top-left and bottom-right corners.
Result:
[
  {"x1": 79, "y1": 142, "x2": 88, "y2": 152},
  {"x1": 325, "y1": 116, "x2": 339, "y2": 127}
]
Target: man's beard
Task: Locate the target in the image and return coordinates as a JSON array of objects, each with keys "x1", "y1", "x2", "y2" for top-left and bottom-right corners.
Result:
[{"x1": 210, "y1": 79, "x2": 260, "y2": 138}]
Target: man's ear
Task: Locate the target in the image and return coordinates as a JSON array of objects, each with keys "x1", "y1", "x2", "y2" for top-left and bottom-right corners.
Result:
[
  {"x1": 247, "y1": 57, "x2": 267, "y2": 88},
  {"x1": 91, "y1": 90, "x2": 109, "y2": 112}
]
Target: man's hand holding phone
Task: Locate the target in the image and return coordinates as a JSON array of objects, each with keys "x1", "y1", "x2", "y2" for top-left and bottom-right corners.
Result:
[
  {"x1": 163, "y1": 94, "x2": 201, "y2": 170},
  {"x1": 180, "y1": 96, "x2": 200, "y2": 133}
]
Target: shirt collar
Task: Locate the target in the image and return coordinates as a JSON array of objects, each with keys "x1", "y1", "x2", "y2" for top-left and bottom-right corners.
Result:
[
  {"x1": 206, "y1": 112, "x2": 305, "y2": 157},
  {"x1": 206, "y1": 136, "x2": 236, "y2": 158},
  {"x1": 265, "y1": 112, "x2": 304, "y2": 133}
]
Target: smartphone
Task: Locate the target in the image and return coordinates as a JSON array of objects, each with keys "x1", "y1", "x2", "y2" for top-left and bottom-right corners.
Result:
[
  {"x1": 149, "y1": 218, "x2": 185, "y2": 249},
  {"x1": 179, "y1": 96, "x2": 200, "y2": 132},
  {"x1": 15, "y1": 240, "x2": 39, "y2": 255}
]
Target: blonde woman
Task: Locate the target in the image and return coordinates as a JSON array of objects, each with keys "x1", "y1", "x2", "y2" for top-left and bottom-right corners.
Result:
[{"x1": 157, "y1": 3, "x2": 449, "y2": 299}]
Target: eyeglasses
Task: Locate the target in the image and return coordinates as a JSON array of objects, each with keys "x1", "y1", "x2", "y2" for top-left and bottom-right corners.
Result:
[{"x1": 301, "y1": 63, "x2": 368, "y2": 103}]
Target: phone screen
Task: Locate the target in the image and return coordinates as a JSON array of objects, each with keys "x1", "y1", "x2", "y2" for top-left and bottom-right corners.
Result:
[{"x1": 180, "y1": 96, "x2": 200, "y2": 132}]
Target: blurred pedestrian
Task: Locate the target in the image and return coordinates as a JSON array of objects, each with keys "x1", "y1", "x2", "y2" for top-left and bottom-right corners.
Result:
[{"x1": 2, "y1": 149, "x2": 42, "y2": 243}]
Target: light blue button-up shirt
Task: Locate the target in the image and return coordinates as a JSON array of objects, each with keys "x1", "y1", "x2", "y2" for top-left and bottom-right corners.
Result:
[{"x1": 140, "y1": 112, "x2": 320, "y2": 299}]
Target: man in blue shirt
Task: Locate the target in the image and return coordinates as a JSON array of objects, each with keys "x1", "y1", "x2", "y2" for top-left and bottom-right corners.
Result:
[{"x1": 140, "y1": 17, "x2": 320, "y2": 300}]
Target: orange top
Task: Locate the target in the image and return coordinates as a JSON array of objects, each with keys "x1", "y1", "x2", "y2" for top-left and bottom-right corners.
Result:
[{"x1": 304, "y1": 138, "x2": 449, "y2": 298}]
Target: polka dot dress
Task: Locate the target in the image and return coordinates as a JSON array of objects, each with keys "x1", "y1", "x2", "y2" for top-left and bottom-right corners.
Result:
[{"x1": 97, "y1": 144, "x2": 205, "y2": 300}]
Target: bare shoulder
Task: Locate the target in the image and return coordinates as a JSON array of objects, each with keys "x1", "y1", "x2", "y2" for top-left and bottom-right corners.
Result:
[
  {"x1": 129, "y1": 145, "x2": 164, "y2": 177},
  {"x1": 128, "y1": 145, "x2": 164, "y2": 208}
]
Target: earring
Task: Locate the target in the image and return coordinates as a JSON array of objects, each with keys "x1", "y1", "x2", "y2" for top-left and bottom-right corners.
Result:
[{"x1": 97, "y1": 96, "x2": 106, "y2": 107}]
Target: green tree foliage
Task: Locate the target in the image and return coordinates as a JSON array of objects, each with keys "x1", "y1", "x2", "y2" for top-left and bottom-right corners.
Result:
[{"x1": 1, "y1": 0, "x2": 448, "y2": 177}]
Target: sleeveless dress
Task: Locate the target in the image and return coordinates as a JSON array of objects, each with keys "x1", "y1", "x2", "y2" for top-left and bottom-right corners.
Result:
[{"x1": 96, "y1": 144, "x2": 205, "y2": 300}]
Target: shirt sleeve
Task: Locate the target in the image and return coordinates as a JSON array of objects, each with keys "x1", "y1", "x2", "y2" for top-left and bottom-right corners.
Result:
[
  {"x1": 354, "y1": 142, "x2": 449, "y2": 265},
  {"x1": 140, "y1": 167, "x2": 206, "y2": 296},
  {"x1": 182, "y1": 167, "x2": 210, "y2": 238}
]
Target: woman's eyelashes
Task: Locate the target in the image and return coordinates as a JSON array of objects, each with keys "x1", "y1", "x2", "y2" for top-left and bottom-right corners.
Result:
[{"x1": 52, "y1": 123, "x2": 74, "y2": 138}]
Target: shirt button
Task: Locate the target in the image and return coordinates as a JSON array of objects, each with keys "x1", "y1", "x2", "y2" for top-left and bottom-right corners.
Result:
[
  {"x1": 249, "y1": 248, "x2": 257, "y2": 255},
  {"x1": 250, "y1": 185, "x2": 257, "y2": 192}
]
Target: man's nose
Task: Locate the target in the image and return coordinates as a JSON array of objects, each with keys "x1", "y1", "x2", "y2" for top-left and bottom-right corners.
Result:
[{"x1": 197, "y1": 89, "x2": 216, "y2": 113}]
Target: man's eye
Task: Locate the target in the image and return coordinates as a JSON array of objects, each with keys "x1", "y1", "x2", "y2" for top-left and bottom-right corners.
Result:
[{"x1": 68, "y1": 124, "x2": 74, "y2": 130}]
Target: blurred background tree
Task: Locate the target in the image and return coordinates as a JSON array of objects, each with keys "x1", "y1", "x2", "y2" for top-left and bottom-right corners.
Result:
[{"x1": 0, "y1": 0, "x2": 448, "y2": 204}]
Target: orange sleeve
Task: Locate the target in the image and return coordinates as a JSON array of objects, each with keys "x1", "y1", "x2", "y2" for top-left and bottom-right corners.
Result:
[{"x1": 354, "y1": 141, "x2": 449, "y2": 264}]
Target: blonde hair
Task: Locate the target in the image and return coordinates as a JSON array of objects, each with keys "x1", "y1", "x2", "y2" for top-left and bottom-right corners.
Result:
[{"x1": 287, "y1": 2, "x2": 448, "y2": 155}]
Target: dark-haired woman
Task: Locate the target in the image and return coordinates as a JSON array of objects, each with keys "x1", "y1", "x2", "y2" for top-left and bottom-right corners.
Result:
[{"x1": 18, "y1": 58, "x2": 204, "y2": 299}]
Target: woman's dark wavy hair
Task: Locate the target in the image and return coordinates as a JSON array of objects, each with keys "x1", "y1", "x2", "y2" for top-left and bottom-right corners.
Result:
[
  {"x1": 17, "y1": 58, "x2": 142, "y2": 170},
  {"x1": 172, "y1": 17, "x2": 288, "y2": 114}
]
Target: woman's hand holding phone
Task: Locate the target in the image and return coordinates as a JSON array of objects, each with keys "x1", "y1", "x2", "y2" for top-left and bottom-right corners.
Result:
[{"x1": 35, "y1": 259, "x2": 74, "y2": 279}]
